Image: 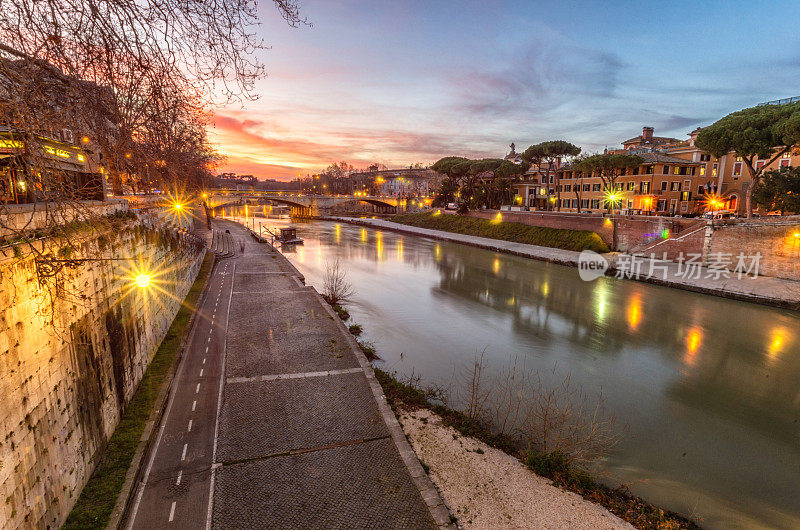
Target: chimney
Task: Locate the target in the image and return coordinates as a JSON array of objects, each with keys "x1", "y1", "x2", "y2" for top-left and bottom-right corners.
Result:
[{"x1": 642, "y1": 126, "x2": 654, "y2": 142}]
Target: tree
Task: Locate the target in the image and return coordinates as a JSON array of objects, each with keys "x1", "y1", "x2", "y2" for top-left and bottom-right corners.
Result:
[
  {"x1": 431, "y1": 156, "x2": 529, "y2": 211},
  {"x1": 696, "y1": 101, "x2": 800, "y2": 217},
  {"x1": 575, "y1": 153, "x2": 642, "y2": 213},
  {"x1": 0, "y1": 0, "x2": 307, "y2": 267},
  {"x1": 752, "y1": 166, "x2": 800, "y2": 215},
  {"x1": 522, "y1": 141, "x2": 581, "y2": 211}
]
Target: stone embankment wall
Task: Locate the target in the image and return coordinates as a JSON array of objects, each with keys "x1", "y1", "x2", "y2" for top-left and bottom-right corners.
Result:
[
  {"x1": 466, "y1": 209, "x2": 700, "y2": 250},
  {"x1": 0, "y1": 215, "x2": 205, "y2": 529},
  {"x1": 463, "y1": 210, "x2": 800, "y2": 281},
  {"x1": 708, "y1": 217, "x2": 800, "y2": 281},
  {"x1": 0, "y1": 200, "x2": 129, "y2": 238}
]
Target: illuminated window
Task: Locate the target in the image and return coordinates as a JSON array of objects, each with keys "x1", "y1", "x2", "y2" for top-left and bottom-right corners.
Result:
[
  {"x1": 681, "y1": 191, "x2": 691, "y2": 201},
  {"x1": 671, "y1": 181, "x2": 681, "y2": 191},
  {"x1": 733, "y1": 161, "x2": 742, "y2": 176},
  {"x1": 712, "y1": 163, "x2": 718, "y2": 177},
  {"x1": 699, "y1": 166, "x2": 705, "y2": 176},
  {"x1": 780, "y1": 159, "x2": 791, "y2": 168},
  {"x1": 674, "y1": 166, "x2": 681, "y2": 175},
  {"x1": 640, "y1": 182, "x2": 650, "y2": 193}
]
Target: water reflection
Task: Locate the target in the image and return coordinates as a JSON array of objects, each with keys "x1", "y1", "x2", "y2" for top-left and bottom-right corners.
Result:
[{"x1": 231, "y1": 215, "x2": 800, "y2": 529}]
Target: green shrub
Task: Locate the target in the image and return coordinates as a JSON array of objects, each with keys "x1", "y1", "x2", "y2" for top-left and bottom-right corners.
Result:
[{"x1": 391, "y1": 212, "x2": 610, "y2": 253}]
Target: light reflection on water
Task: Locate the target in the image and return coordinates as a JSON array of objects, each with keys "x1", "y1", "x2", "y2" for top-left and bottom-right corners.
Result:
[{"x1": 226, "y1": 214, "x2": 800, "y2": 529}]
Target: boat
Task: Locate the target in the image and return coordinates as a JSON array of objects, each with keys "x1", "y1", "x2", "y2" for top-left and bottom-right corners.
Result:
[{"x1": 275, "y1": 227, "x2": 304, "y2": 245}]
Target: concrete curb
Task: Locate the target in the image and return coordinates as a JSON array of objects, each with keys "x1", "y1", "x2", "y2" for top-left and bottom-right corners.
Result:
[
  {"x1": 108, "y1": 250, "x2": 213, "y2": 529},
  {"x1": 251, "y1": 229, "x2": 456, "y2": 529}
]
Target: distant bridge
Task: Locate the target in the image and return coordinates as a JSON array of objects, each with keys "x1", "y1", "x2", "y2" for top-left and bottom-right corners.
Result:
[{"x1": 207, "y1": 191, "x2": 406, "y2": 217}]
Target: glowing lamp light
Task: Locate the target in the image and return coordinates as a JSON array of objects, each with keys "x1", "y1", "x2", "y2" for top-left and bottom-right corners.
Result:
[
  {"x1": 174, "y1": 203, "x2": 182, "y2": 210},
  {"x1": 81, "y1": 136, "x2": 90, "y2": 144},
  {"x1": 135, "y1": 274, "x2": 151, "y2": 288},
  {"x1": 794, "y1": 232, "x2": 800, "y2": 238}
]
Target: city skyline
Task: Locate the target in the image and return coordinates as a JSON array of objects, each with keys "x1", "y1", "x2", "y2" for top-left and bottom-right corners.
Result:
[{"x1": 209, "y1": 0, "x2": 800, "y2": 180}]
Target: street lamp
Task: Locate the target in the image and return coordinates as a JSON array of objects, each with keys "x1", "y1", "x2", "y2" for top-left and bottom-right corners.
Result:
[{"x1": 135, "y1": 274, "x2": 151, "y2": 288}]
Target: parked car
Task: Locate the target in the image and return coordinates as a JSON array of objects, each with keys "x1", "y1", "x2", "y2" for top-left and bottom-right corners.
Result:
[{"x1": 445, "y1": 202, "x2": 458, "y2": 210}]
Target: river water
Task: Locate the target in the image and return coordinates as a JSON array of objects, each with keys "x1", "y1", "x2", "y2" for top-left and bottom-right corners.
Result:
[{"x1": 228, "y1": 214, "x2": 800, "y2": 529}]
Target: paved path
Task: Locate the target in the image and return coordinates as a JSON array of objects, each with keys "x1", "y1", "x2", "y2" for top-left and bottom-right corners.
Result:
[
  {"x1": 331, "y1": 217, "x2": 800, "y2": 310},
  {"x1": 127, "y1": 220, "x2": 448, "y2": 529}
]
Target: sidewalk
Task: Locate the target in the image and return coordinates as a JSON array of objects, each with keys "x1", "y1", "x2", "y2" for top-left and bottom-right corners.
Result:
[
  {"x1": 330, "y1": 217, "x2": 800, "y2": 310},
  {"x1": 208, "y1": 220, "x2": 452, "y2": 528}
]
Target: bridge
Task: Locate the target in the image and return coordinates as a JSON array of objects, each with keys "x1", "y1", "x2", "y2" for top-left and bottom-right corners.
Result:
[{"x1": 207, "y1": 191, "x2": 407, "y2": 217}]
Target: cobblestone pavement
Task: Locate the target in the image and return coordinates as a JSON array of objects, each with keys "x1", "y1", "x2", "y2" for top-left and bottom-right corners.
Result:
[
  {"x1": 208, "y1": 220, "x2": 445, "y2": 529},
  {"x1": 333, "y1": 217, "x2": 800, "y2": 310}
]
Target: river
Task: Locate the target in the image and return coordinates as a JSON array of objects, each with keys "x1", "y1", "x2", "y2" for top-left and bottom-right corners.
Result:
[{"x1": 227, "y1": 213, "x2": 800, "y2": 529}]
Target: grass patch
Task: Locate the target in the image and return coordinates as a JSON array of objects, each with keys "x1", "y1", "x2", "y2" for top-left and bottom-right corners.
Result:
[
  {"x1": 348, "y1": 323, "x2": 363, "y2": 336},
  {"x1": 63, "y1": 252, "x2": 214, "y2": 529},
  {"x1": 374, "y1": 368, "x2": 698, "y2": 530},
  {"x1": 391, "y1": 211, "x2": 610, "y2": 253},
  {"x1": 331, "y1": 304, "x2": 350, "y2": 321}
]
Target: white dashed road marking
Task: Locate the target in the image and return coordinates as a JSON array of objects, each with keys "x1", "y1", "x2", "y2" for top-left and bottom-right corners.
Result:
[
  {"x1": 195, "y1": 383, "x2": 200, "y2": 394},
  {"x1": 176, "y1": 470, "x2": 182, "y2": 485},
  {"x1": 181, "y1": 444, "x2": 187, "y2": 461},
  {"x1": 192, "y1": 400, "x2": 197, "y2": 411},
  {"x1": 169, "y1": 501, "x2": 176, "y2": 522},
  {"x1": 188, "y1": 420, "x2": 193, "y2": 432}
]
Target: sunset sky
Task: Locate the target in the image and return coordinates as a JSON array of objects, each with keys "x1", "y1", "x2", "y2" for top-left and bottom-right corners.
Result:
[{"x1": 208, "y1": 0, "x2": 800, "y2": 181}]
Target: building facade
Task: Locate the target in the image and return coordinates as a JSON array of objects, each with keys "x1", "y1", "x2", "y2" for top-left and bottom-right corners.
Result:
[{"x1": 513, "y1": 123, "x2": 800, "y2": 216}]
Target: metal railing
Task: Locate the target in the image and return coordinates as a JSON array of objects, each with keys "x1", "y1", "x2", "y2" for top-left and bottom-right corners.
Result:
[{"x1": 757, "y1": 96, "x2": 800, "y2": 106}]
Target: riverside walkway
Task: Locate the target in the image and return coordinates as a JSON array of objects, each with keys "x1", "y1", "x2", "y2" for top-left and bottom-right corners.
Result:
[{"x1": 126, "y1": 219, "x2": 448, "y2": 528}]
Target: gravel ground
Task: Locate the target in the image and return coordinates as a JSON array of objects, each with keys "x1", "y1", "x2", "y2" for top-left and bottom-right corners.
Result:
[{"x1": 399, "y1": 409, "x2": 633, "y2": 530}]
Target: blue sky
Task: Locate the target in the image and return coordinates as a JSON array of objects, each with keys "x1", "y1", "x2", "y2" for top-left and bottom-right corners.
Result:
[{"x1": 210, "y1": 0, "x2": 800, "y2": 179}]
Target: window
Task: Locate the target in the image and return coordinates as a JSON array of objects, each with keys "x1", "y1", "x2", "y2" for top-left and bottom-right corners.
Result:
[
  {"x1": 645, "y1": 166, "x2": 654, "y2": 174},
  {"x1": 627, "y1": 182, "x2": 636, "y2": 191},
  {"x1": 657, "y1": 199, "x2": 667, "y2": 211},
  {"x1": 684, "y1": 179, "x2": 691, "y2": 191},
  {"x1": 780, "y1": 158, "x2": 791, "y2": 168},
  {"x1": 563, "y1": 184, "x2": 572, "y2": 192},
  {"x1": 697, "y1": 186, "x2": 704, "y2": 194},
  {"x1": 632, "y1": 167, "x2": 640, "y2": 175},
  {"x1": 627, "y1": 200, "x2": 633, "y2": 208},
  {"x1": 583, "y1": 184, "x2": 591, "y2": 192},
  {"x1": 712, "y1": 163, "x2": 718, "y2": 177},
  {"x1": 571, "y1": 199, "x2": 578, "y2": 208},
  {"x1": 581, "y1": 199, "x2": 589, "y2": 209},
  {"x1": 699, "y1": 165, "x2": 706, "y2": 176},
  {"x1": 664, "y1": 165, "x2": 670, "y2": 174},
  {"x1": 592, "y1": 183, "x2": 601, "y2": 192},
  {"x1": 674, "y1": 166, "x2": 681, "y2": 175},
  {"x1": 681, "y1": 191, "x2": 691, "y2": 201},
  {"x1": 528, "y1": 188, "x2": 536, "y2": 195},
  {"x1": 735, "y1": 156, "x2": 743, "y2": 162},
  {"x1": 700, "y1": 153, "x2": 711, "y2": 162},
  {"x1": 755, "y1": 160, "x2": 765, "y2": 170},
  {"x1": 661, "y1": 181, "x2": 668, "y2": 191},
  {"x1": 640, "y1": 181, "x2": 651, "y2": 193},
  {"x1": 670, "y1": 181, "x2": 681, "y2": 191},
  {"x1": 562, "y1": 199, "x2": 570, "y2": 207},
  {"x1": 733, "y1": 161, "x2": 742, "y2": 176},
  {"x1": 670, "y1": 199, "x2": 678, "y2": 212},
  {"x1": 590, "y1": 199, "x2": 600, "y2": 209},
  {"x1": 616, "y1": 183, "x2": 624, "y2": 191}
]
